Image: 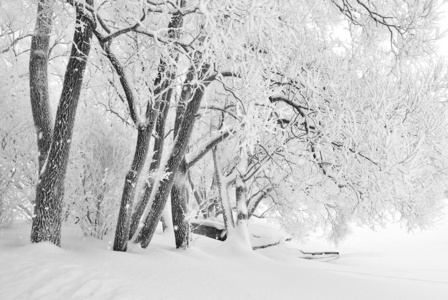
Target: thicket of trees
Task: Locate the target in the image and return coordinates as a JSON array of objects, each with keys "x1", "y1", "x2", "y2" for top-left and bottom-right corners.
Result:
[{"x1": 1, "y1": 0, "x2": 448, "y2": 251}]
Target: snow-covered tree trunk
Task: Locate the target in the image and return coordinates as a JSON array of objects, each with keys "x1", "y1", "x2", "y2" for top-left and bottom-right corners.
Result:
[
  {"x1": 212, "y1": 147, "x2": 235, "y2": 230},
  {"x1": 30, "y1": 1, "x2": 93, "y2": 246},
  {"x1": 171, "y1": 159, "x2": 190, "y2": 248},
  {"x1": 93, "y1": 0, "x2": 186, "y2": 251},
  {"x1": 29, "y1": 0, "x2": 53, "y2": 172},
  {"x1": 136, "y1": 65, "x2": 210, "y2": 248},
  {"x1": 94, "y1": 187, "x2": 105, "y2": 239},
  {"x1": 188, "y1": 171, "x2": 208, "y2": 219},
  {"x1": 128, "y1": 85, "x2": 171, "y2": 240},
  {"x1": 171, "y1": 125, "x2": 237, "y2": 246},
  {"x1": 169, "y1": 78, "x2": 191, "y2": 248},
  {"x1": 161, "y1": 205, "x2": 173, "y2": 233},
  {"x1": 247, "y1": 187, "x2": 272, "y2": 218},
  {"x1": 234, "y1": 150, "x2": 251, "y2": 247},
  {"x1": 127, "y1": 2, "x2": 184, "y2": 243},
  {"x1": 113, "y1": 120, "x2": 158, "y2": 251}
]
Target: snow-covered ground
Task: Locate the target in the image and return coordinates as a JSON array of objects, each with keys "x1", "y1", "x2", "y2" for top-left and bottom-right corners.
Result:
[{"x1": 1, "y1": 205, "x2": 448, "y2": 300}]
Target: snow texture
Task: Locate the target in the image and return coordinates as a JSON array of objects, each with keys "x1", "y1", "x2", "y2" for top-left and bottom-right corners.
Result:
[{"x1": 1, "y1": 204, "x2": 448, "y2": 300}]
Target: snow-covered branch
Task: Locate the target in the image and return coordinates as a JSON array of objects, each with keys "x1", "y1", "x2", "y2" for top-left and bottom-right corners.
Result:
[{"x1": 186, "y1": 128, "x2": 236, "y2": 169}]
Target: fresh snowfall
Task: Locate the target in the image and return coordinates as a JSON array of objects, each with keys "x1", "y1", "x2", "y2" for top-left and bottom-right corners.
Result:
[
  {"x1": 2, "y1": 0, "x2": 448, "y2": 300},
  {"x1": 1, "y1": 203, "x2": 448, "y2": 300}
]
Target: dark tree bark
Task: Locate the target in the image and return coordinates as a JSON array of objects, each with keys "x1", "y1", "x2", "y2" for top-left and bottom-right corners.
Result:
[
  {"x1": 136, "y1": 67, "x2": 210, "y2": 248},
  {"x1": 169, "y1": 76, "x2": 192, "y2": 248},
  {"x1": 235, "y1": 175, "x2": 249, "y2": 225},
  {"x1": 128, "y1": 81, "x2": 171, "y2": 241},
  {"x1": 112, "y1": 120, "x2": 158, "y2": 251},
  {"x1": 171, "y1": 159, "x2": 190, "y2": 248},
  {"x1": 247, "y1": 187, "x2": 273, "y2": 218},
  {"x1": 233, "y1": 154, "x2": 252, "y2": 248},
  {"x1": 29, "y1": 0, "x2": 53, "y2": 172},
  {"x1": 128, "y1": 4, "x2": 185, "y2": 241},
  {"x1": 187, "y1": 171, "x2": 208, "y2": 219},
  {"x1": 92, "y1": 5, "x2": 185, "y2": 251},
  {"x1": 30, "y1": 1, "x2": 94, "y2": 246},
  {"x1": 94, "y1": 37, "x2": 162, "y2": 251},
  {"x1": 169, "y1": 79, "x2": 237, "y2": 248}
]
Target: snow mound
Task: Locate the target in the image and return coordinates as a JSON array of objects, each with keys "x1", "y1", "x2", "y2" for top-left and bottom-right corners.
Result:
[{"x1": 1, "y1": 217, "x2": 448, "y2": 300}]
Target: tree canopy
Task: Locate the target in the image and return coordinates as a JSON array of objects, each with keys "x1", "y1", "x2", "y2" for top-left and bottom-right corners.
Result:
[{"x1": 1, "y1": 0, "x2": 447, "y2": 248}]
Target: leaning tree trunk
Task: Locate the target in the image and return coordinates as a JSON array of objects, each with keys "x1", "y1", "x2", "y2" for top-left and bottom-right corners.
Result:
[
  {"x1": 129, "y1": 70, "x2": 172, "y2": 241},
  {"x1": 30, "y1": 1, "x2": 93, "y2": 246},
  {"x1": 112, "y1": 121, "x2": 158, "y2": 251},
  {"x1": 135, "y1": 69, "x2": 209, "y2": 248},
  {"x1": 247, "y1": 187, "x2": 272, "y2": 218},
  {"x1": 29, "y1": 0, "x2": 53, "y2": 172},
  {"x1": 128, "y1": 2, "x2": 185, "y2": 243},
  {"x1": 93, "y1": 33, "x2": 161, "y2": 251}
]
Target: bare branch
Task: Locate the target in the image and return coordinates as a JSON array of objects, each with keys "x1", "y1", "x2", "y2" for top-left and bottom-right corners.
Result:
[
  {"x1": 204, "y1": 71, "x2": 241, "y2": 84},
  {"x1": 0, "y1": 34, "x2": 32, "y2": 54},
  {"x1": 93, "y1": 30, "x2": 143, "y2": 126},
  {"x1": 186, "y1": 128, "x2": 236, "y2": 168},
  {"x1": 269, "y1": 96, "x2": 307, "y2": 117},
  {"x1": 330, "y1": 142, "x2": 381, "y2": 170}
]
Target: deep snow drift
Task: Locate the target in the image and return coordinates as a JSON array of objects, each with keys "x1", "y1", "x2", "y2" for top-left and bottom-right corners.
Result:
[{"x1": 1, "y1": 207, "x2": 448, "y2": 300}]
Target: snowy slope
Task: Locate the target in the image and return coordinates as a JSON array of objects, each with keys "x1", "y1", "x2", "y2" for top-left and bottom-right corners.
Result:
[{"x1": 1, "y1": 209, "x2": 448, "y2": 300}]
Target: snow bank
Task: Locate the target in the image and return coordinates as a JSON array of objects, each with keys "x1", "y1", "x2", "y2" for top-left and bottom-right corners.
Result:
[{"x1": 1, "y1": 213, "x2": 448, "y2": 299}]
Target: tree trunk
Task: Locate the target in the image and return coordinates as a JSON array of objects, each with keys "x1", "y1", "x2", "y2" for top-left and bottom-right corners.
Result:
[
  {"x1": 234, "y1": 151, "x2": 251, "y2": 248},
  {"x1": 247, "y1": 187, "x2": 272, "y2": 218},
  {"x1": 235, "y1": 176, "x2": 249, "y2": 227},
  {"x1": 171, "y1": 159, "x2": 190, "y2": 248},
  {"x1": 100, "y1": 0, "x2": 186, "y2": 252},
  {"x1": 212, "y1": 147, "x2": 235, "y2": 230},
  {"x1": 187, "y1": 171, "x2": 208, "y2": 218},
  {"x1": 128, "y1": 2, "x2": 184, "y2": 242},
  {"x1": 169, "y1": 80, "x2": 191, "y2": 248},
  {"x1": 113, "y1": 120, "x2": 158, "y2": 251},
  {"x1": 94, "y1": 181, "x2": 106, "y2": 238},
  {"x1": 136, "y1": 70, "x2": 209, "y2": 248},
  {"x1": 161, "y1": 205, "x2": 173, "y2": 232},
  {"x1": 128, "y1": 76, "x2": 172, "y2": 241},
  {"x1": 30, "y1": 1, "x2": 93, "y2": 246},
  {"x1": 29, "y1": 0, "x2": 53, "y2": 172}
]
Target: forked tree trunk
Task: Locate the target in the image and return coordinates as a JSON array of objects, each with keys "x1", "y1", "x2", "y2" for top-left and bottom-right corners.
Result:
[
  {"x1": 129, "y1": 70, "x2": 172, "y2": 241},
  {"x1": 136, "y1": 69, "x2": 209, "y2": 248},
  {"x1": 31, "y1": 1, "x2": 94, "y2": 246},
  {"x1": 94, "y1": 4, "x2": 182, "y2": 251},
  {"x1": 113, "y1": 121, "x2": 158, "y2": 251},
  {"x1": 128, "y1": 2, "x2": 184, "y2": 244}
]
